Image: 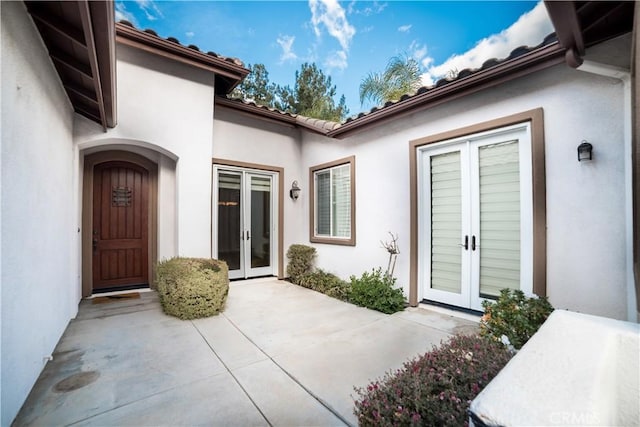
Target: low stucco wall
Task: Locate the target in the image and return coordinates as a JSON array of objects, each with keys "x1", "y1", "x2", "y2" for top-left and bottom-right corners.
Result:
[{"x1": 469, "y1": 310, "x2": 640, "y2": 426}]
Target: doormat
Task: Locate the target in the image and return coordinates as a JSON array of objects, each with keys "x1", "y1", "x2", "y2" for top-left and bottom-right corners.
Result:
[{"x1": 92, "y1": 292, "x2": 140, "y2": 304}]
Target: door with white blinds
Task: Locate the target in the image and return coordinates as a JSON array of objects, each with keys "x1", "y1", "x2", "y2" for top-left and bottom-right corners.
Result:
[
  {"x1": 420, "y1": 123, "x2": 533, "y2": 310},
  {"x1": 214, "y1": 167, "x2": 278, "y2": 279}
]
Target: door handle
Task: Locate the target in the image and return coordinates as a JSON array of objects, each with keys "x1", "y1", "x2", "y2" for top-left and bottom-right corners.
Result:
[
  {"x1": 458, "y1": 235, "x2": 469, "y2": 250},
  {"x1": 92, "y1": 237, "x2": 98, "y2": 253},
  {"x1": 246, "y1": 230, "x2": 250, "y2": 240},
  {"x1": 472, "y1": 235, "x2": 477, "y2": 251}
]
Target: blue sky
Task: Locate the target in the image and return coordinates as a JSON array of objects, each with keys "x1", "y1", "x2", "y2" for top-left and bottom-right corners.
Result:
[{"x1": 116, "y1": 1, "x2": 553, "y2": 115}]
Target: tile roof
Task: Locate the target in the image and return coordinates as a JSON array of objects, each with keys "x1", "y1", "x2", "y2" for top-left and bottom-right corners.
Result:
[
  {"x1": 117, "y1": 20, "x2": 245, "y2": 67},
  {"x1": 220, "y1": 33, "x2": 563, "y2": 138},
  {"x1": 343, "y1": 33, "x2": 559, "y2": 124}
]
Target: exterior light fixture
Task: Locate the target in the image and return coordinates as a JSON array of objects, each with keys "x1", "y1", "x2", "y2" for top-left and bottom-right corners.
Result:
[
  {"x1": 290, "y1": 180, "x2": 301, "y2": 200},
  {"x1": 578, "y1": 140, "x2": 593, "y2": 161}
]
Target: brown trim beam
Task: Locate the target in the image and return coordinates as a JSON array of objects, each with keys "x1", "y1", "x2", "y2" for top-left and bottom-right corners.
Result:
[
  {"x1": 50, "y1": 49, "x2": 93, "y2": 79},
  {"x1": 78, "y1": 0, "x2": 106, "y2": 131},
  {"x1": 65, "y1": 83, "x2": 98, "y2": 105}
]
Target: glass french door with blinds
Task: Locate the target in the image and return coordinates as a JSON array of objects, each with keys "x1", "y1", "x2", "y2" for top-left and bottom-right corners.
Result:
[
  {"x1": 214, "y1": 167, "x2": 277, "y2": 279},
  {"x1": 419, "y1": 123, "x2": 533, "y2": 311}
]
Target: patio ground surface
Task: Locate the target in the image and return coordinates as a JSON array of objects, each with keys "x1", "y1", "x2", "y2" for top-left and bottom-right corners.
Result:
[{"x1": 14, "y1": 278, "x2": 478, "y2": 426}]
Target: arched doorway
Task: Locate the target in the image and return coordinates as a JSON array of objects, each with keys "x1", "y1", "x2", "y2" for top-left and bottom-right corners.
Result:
[{"x1": 82, "y1": 151, "x2": 158, "y2": 296}]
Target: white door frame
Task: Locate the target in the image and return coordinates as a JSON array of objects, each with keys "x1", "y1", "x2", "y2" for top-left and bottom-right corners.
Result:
[
  {"x1": 418, "y1": 122, "x2": 533, "y2": 310},
  {"x1": 212, "y1": 165, "x2": 279, "y2": 279}
]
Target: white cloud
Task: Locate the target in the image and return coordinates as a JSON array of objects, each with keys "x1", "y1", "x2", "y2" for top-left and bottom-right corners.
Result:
[
  {"x1": 398, "y1": 24, "x2": 412, "y2": 33},
  {"x1": 348, "y1": 1, "x2": 387, "y2": 16},
  {"x1": 185, "y1": 31, "x2": 195, "y2": 38},
  {"x1": 309, "y1": 0, "x2": 356, "y2": 51},
  {"x1": 324, "y1": 50, "x2": 348, "y2": 71},
  {"x1": 420, "y1": 1, "x2": 553, "y2": 86},
  {"x1": 115, "y1": 2, "x2": 137, "y2": 25},
  {"x1": 277, "y1": 35, "x2": 298, "y2": 62},
  {"x1": 135, "y1": 0, "x2": 163, "y2": 21},
  {"x1": 409, "y1": 40, "x2": 428, "y2": 61}
]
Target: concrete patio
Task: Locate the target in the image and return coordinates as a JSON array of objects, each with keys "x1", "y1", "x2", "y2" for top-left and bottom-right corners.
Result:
[{"x1": 13, "y1": 278, "x2": 478, "y2": 426}]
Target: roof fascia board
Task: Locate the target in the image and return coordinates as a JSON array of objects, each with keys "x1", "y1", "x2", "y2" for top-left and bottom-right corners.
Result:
[
  {"x1": 544, "y1": 1, "x2": 585, "y2": 55},
  {"x1": 78, "y1": 0, "x2": 107, "y2": 131},
  {"x1": 116, "y1": 23, "x2": 248, "y2": 86},
  {"x1": 328, "y1": 42, "x2": 565, "y2": 138},
  {"x1": 90, "y1": 0, "x2": 117, "y2": 127}
]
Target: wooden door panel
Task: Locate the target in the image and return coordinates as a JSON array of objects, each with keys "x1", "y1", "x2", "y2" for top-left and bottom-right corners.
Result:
[{"x1": 93, "y1": 162, "x2": 149, "y2": 291}]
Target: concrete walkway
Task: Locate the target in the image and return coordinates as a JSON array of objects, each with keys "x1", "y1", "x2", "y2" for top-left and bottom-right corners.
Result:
[{"x1": 14, "y1": 278, "x2": 478, "y2": 426}]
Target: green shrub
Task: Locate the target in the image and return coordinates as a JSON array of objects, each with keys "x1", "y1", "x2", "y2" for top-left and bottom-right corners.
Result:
[
  {"x1": 299, "y1": 269, "x2": 351, "y2": 301},
  {"x1": 353, "y1": 334, "x2": 513, "y2": 426},
  {"x1": 286, "y1": 244, "x2": 317, "y2": 284},
  {"x1": 480, "y1": 288, "x2": 554, "y2": 350},
  {"x1": 349, "y1": 268, "x2": 405, "y2": 314},
  {"x1": 156, "y1": 257, "x2": 229, "y2": 320}
]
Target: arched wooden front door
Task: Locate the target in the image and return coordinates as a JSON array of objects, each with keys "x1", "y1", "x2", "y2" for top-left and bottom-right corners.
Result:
[{"x1": 92, "y1": 161, "x2": 149, "y2": 292}]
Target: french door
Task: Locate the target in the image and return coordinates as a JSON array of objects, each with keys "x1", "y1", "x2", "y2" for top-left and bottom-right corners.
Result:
[
  {"x1": 419, "y1": 123, "x2": 533, "y2": 311},
  {"x1": 214, "y1": 167, "x2": 277, "y2": 279}
]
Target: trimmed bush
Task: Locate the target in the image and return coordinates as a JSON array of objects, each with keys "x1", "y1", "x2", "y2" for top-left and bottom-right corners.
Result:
[
  {"x1": 286, "y1": 244, "x2": 317, "y2": 284},
  {"x1": 299, "y1": 269, "x2": 351, "y2": 301},
  {"x1": 480, "y1": 288, "x2": 554, "y2": 350},
  {"x1": 353, "y1": 334, "x2": 513, "y2": 426},
  {"x1": 350, "y1": 268, "x2": 405, "y2": 314},
  {"x1": 156, "y1": 257, "x2": 229, "y2": 320}
]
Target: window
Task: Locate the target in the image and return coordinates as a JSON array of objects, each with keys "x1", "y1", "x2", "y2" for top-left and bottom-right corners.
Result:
[{"x1": 310, "y1": 156, "x2": 355, "y2": 245}]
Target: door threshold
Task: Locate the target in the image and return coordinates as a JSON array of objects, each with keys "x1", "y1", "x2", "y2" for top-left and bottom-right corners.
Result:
[
  {"x1": 419, "y1": 300, "x2": 482, "y2": 323},
  {"x1": 89, "y1": 286, "x2": 152, "y2": 298}
]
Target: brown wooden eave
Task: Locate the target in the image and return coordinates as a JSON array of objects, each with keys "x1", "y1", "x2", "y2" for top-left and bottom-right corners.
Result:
[
  {"x1": 25, "y1": 0, "x2": 117, "y2": 130},
  {"x1": 545, "y1": 1, "x2": 635, "y2": 68},
  {"x1": 116, "y1": 23, "x2": 249, "y2": 95}
]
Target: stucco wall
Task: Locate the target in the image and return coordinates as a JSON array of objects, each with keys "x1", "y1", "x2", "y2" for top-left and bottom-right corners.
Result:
[
  {"x1": 1, "y1": 3, "x2": 77, "y2": 424},
  {"x1": 212, "y1": 108, "x2": 304, "y2": 275},
  {"x1": 74, "y1": 44, "x2": 216, "y2": 259},
  {"x1": 301, "y1": 64, "x2": 629, "y2": 320}
]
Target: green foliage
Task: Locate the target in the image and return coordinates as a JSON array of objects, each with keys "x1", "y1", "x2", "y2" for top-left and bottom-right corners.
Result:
[
  {"x1": 230, "y1": 63, "x2": 278, "y2": 107},
  {"x1": 286, "y1": 244, "x2": 317, "y2": 284},
  {"x1": 299, "y1": 269, "x2": 351, "y2": 301},
  {"x1": 480, "y1": 288, "x2": 554, "y2": 350},
  {"x1": 156, "y1": 257, "x2": 229, "y2": 320},
  {"x1": 354, "y1": 334, "x2": 513, "y2": 426},
  {"x1": 359, "y1": 54, "x2": 423, "y2": 106},
  {"x1": 231, "y1": 62, "x2": 349, "y2": 121},
  {"x1": 349, "y1": 268, "x2": 405, "y2": 314}
]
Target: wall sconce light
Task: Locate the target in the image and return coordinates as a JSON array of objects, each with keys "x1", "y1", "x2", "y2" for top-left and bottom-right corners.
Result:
[
  {"x1": 578, "y1": 140, "x2": 593, "y2": 161},
  {"x1": 290, "y1": 180, "x2": 301, "y2": 200}
]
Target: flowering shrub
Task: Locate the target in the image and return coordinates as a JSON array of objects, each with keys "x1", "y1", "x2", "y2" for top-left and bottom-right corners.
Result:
[
  {"x1": 480, "y1": 288, "x2": 554, "y2": 350},
  {"x1": 353, "y1": 334, "x2": 512, "y2": 426}
]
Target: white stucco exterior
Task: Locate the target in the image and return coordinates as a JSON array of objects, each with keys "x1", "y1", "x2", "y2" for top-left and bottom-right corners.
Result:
[
  {"x1": 1, "y1": 3, "x2": 78, "y2": 424},
  {"x1": 74, "y1": 44, "x2": 217, "y2": 259},
  {"x1": 299, "y1": 64, "x2": 629, "y2": 320},
  {"x1": 1, "y1": 4, "x2": 636, "y2": 425}
]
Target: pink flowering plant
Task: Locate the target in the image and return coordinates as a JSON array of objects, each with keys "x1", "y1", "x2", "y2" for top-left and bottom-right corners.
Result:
[{"x1": 353, "y1": 334, "x2": 512, "y2": 426}]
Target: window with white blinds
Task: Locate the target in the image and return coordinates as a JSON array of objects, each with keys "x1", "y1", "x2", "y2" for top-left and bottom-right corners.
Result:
[
  {"x1": 311, "y1": 156, "x2": 355, "y2": 245},
  {"x1": 430, "y1": 151, "x2": 462, "y2": 294},
  {"x1": 478, "y1": 140, "x2": 520, "y2": 297},
  {"x1": 314, "y1": 163, "x2": 351, "y2": 238}
]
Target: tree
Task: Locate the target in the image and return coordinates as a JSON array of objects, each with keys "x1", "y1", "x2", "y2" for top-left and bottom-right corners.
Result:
[
  {"x1": 231, "y1": 62, "x2": 349, "y2": 122},
  {"x1": 230, "y1": 63, "x2": 277, "y2": 107},
  {"x1": 359, "y1": 54, "x2": 423, "y2": 106}
]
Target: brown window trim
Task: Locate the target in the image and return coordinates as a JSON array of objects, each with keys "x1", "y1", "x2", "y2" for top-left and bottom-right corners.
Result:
[
  {"x1": 309, "y1": 155, "x2": 356, "y2": 246},
  {"x1": 408, "y1": 108, "x2": 546, "y2": 307}
]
